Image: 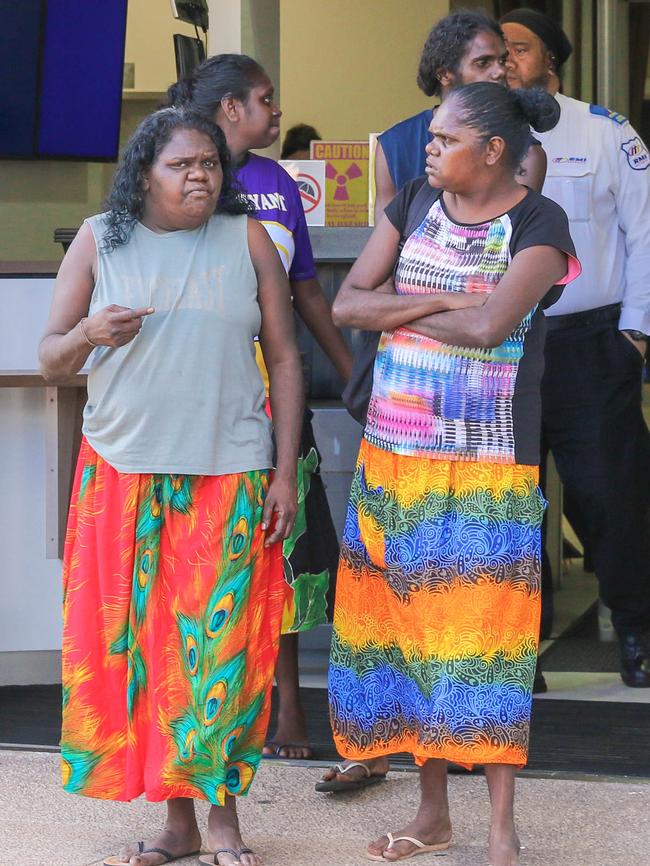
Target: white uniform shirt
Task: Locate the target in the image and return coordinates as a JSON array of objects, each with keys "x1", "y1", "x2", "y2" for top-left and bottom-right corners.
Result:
[{"x1": 535, "y1": 92, "x2": 650, "y2": 331}]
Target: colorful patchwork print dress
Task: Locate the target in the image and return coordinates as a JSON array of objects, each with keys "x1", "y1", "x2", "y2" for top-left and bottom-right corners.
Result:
[{"x1": 328, "y1": 180, "x2": 579, "y2": 768}]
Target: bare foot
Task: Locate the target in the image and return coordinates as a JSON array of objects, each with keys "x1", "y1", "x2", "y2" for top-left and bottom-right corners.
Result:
[
  {"x1": 488, "y1": 827, "x2": 521, "y2": 866},
  {"x1": 320, "y1": 756, "x2": 390, "y2": 786},
  {"x1": 262, "y1": 740, "x2": 313, "y2": 759},
  {"x1": 367, "y1": 815, "x2": 452, "y2": 862},
  {"x1": 108, "y1": 826, "x2": 202, "y2": 865},
  {"x1": 206, "y1": 796, "x2": 260, "y2": 866},
  {"x1": 263, "y1": 706, "x2": 312, "y2": 759}
]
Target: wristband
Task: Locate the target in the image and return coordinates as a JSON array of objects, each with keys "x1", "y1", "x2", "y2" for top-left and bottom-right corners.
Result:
[
  {"x1": 79, "y1": 317, "x2": 98, "y2": 347},
  {"x1": 622, "y1": 329, "x2": 648, "y2": 343}
]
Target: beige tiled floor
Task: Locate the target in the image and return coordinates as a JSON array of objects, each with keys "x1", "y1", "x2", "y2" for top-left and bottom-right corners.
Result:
[{"x1": 1, "y1": 749, "x2": 649, "y2": 866}]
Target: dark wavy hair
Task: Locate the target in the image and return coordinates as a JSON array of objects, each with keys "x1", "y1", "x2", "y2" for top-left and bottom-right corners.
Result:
[
  {"x1": 102, "y1": 107, "x2": 252, "y2": 251},
  {"x1": 448, "y1": 82, "x2": 560, "y2": 170},
  {"x1": 163, "y1": 53, "x2": 266, "y2": 117},
  {"x1": 280, "y1": 123, "x2": 321, "y2": 159},
  {"x1": 418, "y1": 11, "x2": 503, "y2": 97}
]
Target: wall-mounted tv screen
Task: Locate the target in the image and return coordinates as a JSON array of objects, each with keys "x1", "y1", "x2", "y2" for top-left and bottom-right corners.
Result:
[
  {"x1": 0, "y1": 0, "x2": 128, "y2": 161},
  {"x1": 174, "y1": 34, "x2": 206, "y2": 80}
]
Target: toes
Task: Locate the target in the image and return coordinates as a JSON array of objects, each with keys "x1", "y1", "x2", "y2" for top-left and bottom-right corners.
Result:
[
  {"x1": 367, "y1": 836, "x2": 389, "y2": 858},
  {"x1": 279, "y1": 746, "x2": 306, "y2": 759},
  {"x1": 382, "y1": 841, "x2": 411, "y2": 862},
  {"x1": 271, "y1": 744, "x2": 311, "y2": 759},
  {"x1": 214, "y1": 854, "x2": 239, "y2": 866},
  {"x1": 382, "y1": 846, "x2": 404, "y2": 862}
]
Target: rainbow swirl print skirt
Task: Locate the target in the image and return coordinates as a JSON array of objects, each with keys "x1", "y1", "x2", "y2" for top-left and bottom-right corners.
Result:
[
  {"x1": 61, "y1": 438, "x2": 284, "y2": 803},
  {"x1": 328, "y1": 439, "x2": 544, "y2": 768}
]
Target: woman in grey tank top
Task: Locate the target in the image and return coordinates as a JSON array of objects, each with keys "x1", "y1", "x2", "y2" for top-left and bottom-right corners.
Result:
[{"x1": 39, "y1": 108, "x2": 303, "y2": 866}]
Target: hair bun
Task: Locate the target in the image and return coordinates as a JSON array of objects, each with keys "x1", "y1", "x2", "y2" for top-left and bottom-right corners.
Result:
[
  {"x1": 510, "y1": 87, "x2": 560, "y2": 133},
  {"x1": 163, "y1": 76, "x2": 194, "y2": 108}
]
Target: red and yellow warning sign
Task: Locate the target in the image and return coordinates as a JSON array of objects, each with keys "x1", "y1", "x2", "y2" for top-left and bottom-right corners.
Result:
[{"x1": 310, "y1": 140, "x2": 369, "y2": 227}]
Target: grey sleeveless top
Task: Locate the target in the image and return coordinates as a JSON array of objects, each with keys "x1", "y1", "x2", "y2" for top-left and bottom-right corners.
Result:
[{"x1": 83, "y1": 213, "x2": 273, "y2": 475}]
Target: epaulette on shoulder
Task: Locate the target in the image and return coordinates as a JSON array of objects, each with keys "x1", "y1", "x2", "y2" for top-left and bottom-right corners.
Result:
[{"x1": 589, "y1": 104, "x2": 628, "y2": 125}]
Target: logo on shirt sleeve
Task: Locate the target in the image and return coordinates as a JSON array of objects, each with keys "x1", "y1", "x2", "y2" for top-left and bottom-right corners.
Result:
[
  {"x1": 589, "y1": 104, "x2": 628, "y2": 125},
  {"x1": 621, "y1": 137, "x2": 649, "y2": 171}
]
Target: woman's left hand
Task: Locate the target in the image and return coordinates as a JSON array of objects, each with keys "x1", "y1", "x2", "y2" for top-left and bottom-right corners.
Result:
[{"x1": 261, "y1": 473, "x2": 298, "y2": 546}]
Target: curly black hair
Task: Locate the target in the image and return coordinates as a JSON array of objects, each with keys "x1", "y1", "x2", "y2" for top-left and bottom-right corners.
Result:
[
  {"x1": 418, "y1": 11, "x2": 503, "y2": 97},
  {"x1": 102, "y1": 107, "x2": 252, "y2": 251},
  {"x1": 449, "y1": 82, "x2": 560, "y2": 170}
]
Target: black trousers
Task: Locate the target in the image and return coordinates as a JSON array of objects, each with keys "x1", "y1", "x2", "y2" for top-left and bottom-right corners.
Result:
[{"x1": 541, "y1": 304, "x2": 650, "y2": 637}]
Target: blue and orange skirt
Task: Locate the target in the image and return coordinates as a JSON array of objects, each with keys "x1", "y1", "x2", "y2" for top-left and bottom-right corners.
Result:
[
  {"x1": 60, "y1": 438, "x2": 284, "y2": 803},
  {"x1": 328, "y1": 439, "x2": 545, "y2": 769}
]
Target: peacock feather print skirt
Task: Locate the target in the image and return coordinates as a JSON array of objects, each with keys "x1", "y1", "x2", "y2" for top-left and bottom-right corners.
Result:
[
  {"x1": 328, "y1": 439, "x2": 545, "y2": 769},
  {"x1": 61, "y1": 439, "x2": 284, "y2": 803}
]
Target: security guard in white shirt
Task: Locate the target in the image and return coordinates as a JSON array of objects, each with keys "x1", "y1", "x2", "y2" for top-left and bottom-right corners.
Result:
[{"x1": 502, "y1": 9, "x2": 650, "y2": 687}]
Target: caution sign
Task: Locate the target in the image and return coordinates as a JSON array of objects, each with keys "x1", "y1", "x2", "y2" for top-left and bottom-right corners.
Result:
[
  {"x1": 279, "y1": 159, "x2": 326, "y2": 226},
  {"x1": 310, "y1": 141, "x2": 370, "y2": 227}
]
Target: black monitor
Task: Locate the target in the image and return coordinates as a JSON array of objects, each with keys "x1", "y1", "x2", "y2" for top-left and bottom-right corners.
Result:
[
  {"x1": 0, "y1": 0, "x2": 128, "y2": 161},
  {"x1": 173, "y1": 34, "x2": 207, "y2": 80}
]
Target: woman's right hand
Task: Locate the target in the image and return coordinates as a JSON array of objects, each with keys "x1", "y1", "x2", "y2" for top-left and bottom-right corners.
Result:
[{"x1": 83, "y1": 305, "x2": 154, "y2": 347}]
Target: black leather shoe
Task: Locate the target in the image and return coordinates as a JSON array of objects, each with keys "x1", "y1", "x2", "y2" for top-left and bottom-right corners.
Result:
[{"x1": 619, "y1": 632, "x2": 650, "y2": 687}]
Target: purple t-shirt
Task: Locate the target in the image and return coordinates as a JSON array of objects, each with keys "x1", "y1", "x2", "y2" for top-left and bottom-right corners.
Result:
[{"x1": 235, "y1": 153, "x2": 316, "y2": 283}]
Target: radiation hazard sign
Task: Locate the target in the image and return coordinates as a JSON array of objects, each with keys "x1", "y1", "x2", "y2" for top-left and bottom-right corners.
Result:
[
  {"x1": 310, "y1": 140, "x2": 369, "y2": 226},
  {"x1": 278, "y1": 159, "x2": 326, "y2": 226}
]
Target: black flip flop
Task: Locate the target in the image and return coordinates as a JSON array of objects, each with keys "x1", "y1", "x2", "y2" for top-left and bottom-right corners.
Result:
[
  {"x1": 314, "y1": 761, "x2": 388, "y2": 793},
  {"x1": 104, "y1": 840, "x2": 201, "y2": 865}
]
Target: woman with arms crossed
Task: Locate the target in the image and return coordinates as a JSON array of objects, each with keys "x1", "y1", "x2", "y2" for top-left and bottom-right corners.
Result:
[
  {"x1": 39, "y1": 108, "x2": 302, "y2": 866},
  {"x1": 327, "y1": 83, "x2": 579, "y2": 866}
]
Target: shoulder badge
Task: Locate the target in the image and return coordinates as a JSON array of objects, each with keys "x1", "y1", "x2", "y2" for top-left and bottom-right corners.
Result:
[
  {"x1": 621, "y1": 136, "x2": 649, "y2": 171},
  {"x1": 589, "y1": 104, "x2": 628, "y2": 125}
]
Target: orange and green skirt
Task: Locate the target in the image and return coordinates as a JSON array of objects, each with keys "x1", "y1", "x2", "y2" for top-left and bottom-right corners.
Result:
[
  {"x1": 61, "y1": 438, "x2": 284, "y2": 804},
  {"x1": 328, "y1": 439, "x2": 545, "y2": 769}
]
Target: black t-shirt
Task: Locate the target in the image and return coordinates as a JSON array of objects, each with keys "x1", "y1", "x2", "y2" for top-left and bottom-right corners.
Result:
[{"x1": 364, "y1": 177, "x2": 578, "y2": 465}]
